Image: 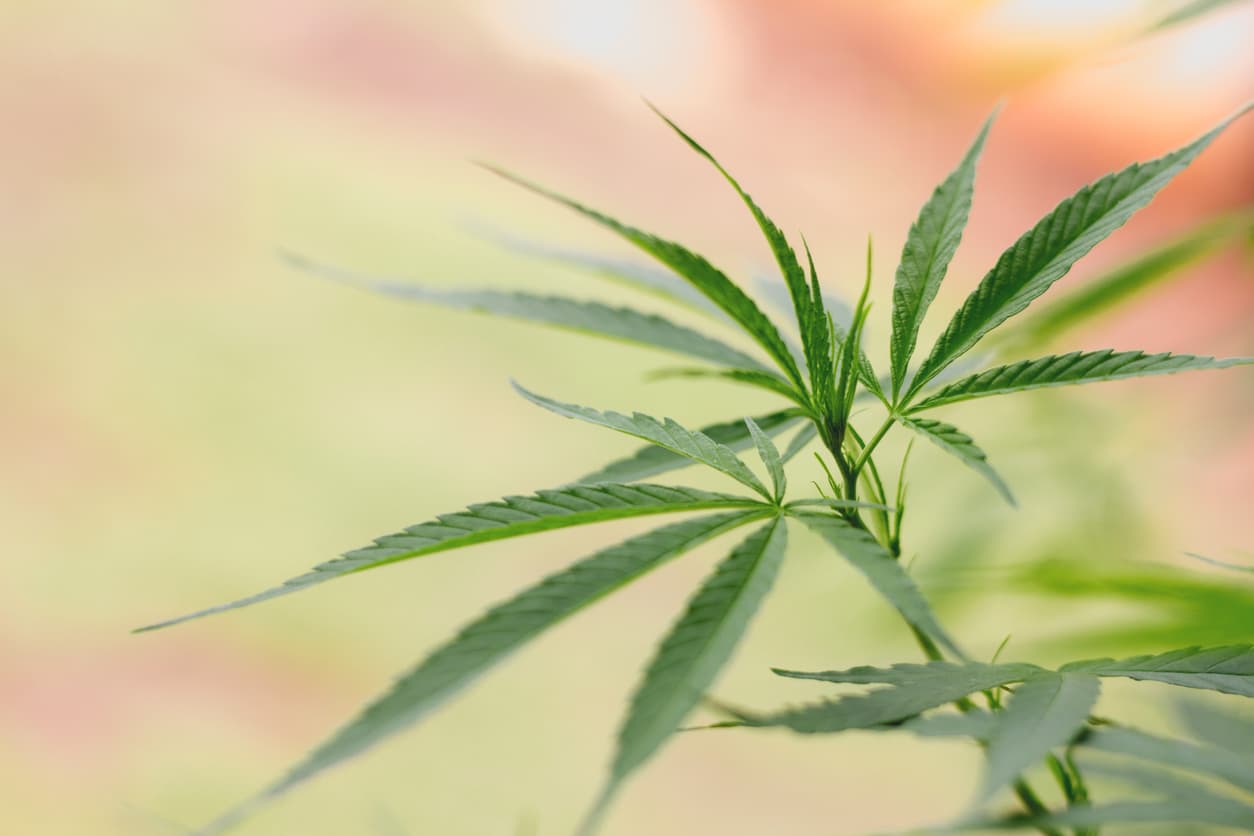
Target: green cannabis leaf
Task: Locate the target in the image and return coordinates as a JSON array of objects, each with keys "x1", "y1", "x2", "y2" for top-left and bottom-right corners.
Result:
[{"x1": 143, "y1": 101, "x2": 1254, "y2": 835}]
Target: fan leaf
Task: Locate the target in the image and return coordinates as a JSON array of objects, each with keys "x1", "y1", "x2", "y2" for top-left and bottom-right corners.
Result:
[
  {"x1": 584, "y1": 517, "x2": 788, "y2": 832},
  {"x1": 773, "y1": 660, "x2": 1043, "y2": 687},
  {"x1": 895, "y1": 415, "x2": 1015, "y2": 506},
  {"x1": 645, "y1": 367, "x2": 807, "y2": 405},
  {"x1": 890, "y1": 109, "x2": 997, "y2": 398},
  {"x1": 196, "y1": 511, "x2": 766, "y2": 834},
  {"x1": 1060, "y1": 644, "x2": 1254, "y2": 696},
  {"x1": 912, "y1": 350, "x2": 1254, "y2": 410},
  {"x1": 467, "y1": 227, "x2": 727, "y2": 319},
  {"x1": 647, "y1": 105, "x2": 832, "y2": 396},
  {"x1": 910, "y1": 105, "x2": 1251, "y2": 396},
  {"x1": 745, "y1": 417, "x2": 786, "y2": 502},
  {"x1": 514, "y1": 384, "x2": 772, "y2": 498},
  {"x1": 977, "y1": 672, "x2": 1101, "y2": 802},
  {"x1": 574, "y1": 410, "x2": 802, "y2": 485},
  {"x1": 286, "y1": 255, "x2": 771, "y2": 371},
  {"x1": 135, "y1": 484, "x2": 763, "y2": 632},
  {"x1": 795, "y1": 513, "x2": 964, "y2": 658},
  {"x1": 1081, "y1": 725, "x2": 1254, "y2": 794},
  {"x1": 741, "y1": 663, "x2": 1040, "y2": 734},
  {"x1": 482, "y1": 165, "x2": 805, "y2": 388}
]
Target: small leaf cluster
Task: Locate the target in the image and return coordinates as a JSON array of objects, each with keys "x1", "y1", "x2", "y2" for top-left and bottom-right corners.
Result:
[{"x1": 141, "y1": 100, "x2": 1254, "y2": 834}]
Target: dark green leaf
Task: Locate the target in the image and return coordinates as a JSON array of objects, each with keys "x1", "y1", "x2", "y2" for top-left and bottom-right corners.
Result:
[
  {"x1": 285, "y1": 255, "x2": 769, "y2": 371},
  {"x1": 912, "y1": 350, "x2": 1254, "y2": 410},
  {"x1": 647, "y1": 105, "x2": 832, "y2": 400},
  {"x1": 890, "y1": 109, "x2": 997, "y2": 397},
  {"x1": 574, "y1": 410, "x2": 801, "y2": 485},
  {"x1": 910, "y1": 105, "x2": 1251, "y2": 396},
  {"x1": 199, "y1": 511, "x2": 766, "y2": 834},
  {"x1": 514, "y1": 384, "x2": 771, "y2": 498},
  {"x1": 978, "y1": 672, "x2": 1101, "y2": 801},
  {"x1": 1060, "y1": 645, "x2": 1254, "y2": 696},
  {"x1": 793, "y1": 513, "x2": 965, "y2": 658},
  {"x1": 895, "y1": 415, "x2": 1015, "y2": 506},
  {"x1": 482, "y1": 165, "x2": 805, "y2": 388},
  {"x1": 135, "y1": 484, "x2": 762, "y2": 632},
  {"x1": 1011, "y1": 209, "x2": 1254, "y2": 348},
  {"x1": 583, "y1": 518, "x2": 788, "y2": 832}
]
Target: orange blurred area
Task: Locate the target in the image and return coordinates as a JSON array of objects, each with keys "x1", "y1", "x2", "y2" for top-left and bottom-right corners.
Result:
[{"x1": 2, "y1": 2, "x2": 1252, "y2": 834}]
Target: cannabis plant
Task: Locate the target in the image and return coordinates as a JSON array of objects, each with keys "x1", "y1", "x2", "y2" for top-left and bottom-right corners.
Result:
[{"x1": 141, "y1": 102, "x2": 1254, "y2": 834}]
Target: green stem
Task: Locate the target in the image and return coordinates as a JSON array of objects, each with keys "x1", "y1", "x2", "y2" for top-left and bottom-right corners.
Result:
[{"x1": 852, "y1": 415, "x2": 895, "y2": 475}]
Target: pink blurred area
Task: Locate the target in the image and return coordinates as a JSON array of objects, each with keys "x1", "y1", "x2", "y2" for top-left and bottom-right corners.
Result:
[{"x1": 2, "y1": 2, "x2": 1252, "y2": 834}]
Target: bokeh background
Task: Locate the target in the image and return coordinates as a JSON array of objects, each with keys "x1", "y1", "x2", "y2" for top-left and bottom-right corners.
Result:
[{"x1": 4, "y1": 1, "x2": 1254, "y2": 834}]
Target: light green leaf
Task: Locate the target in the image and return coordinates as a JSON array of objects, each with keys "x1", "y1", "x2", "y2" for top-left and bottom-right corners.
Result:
[
  {"x1": 779, "y1": 422, "x2": 819, "y2": 465},
  {"x1": 911, "y1": 350, "x2": 1254, "y2": 410},
  {"x1": 901, "y1": 709, "x2": 996, "y2": 739},
  {"x1": 745, "y1": 417, "x2": 785, "y2": 501},
  {"x1": 1176, "y1": 697, "x2": 1254, "y2": 754},
  {"x1": 794, "y1": 513, "x2": 965, "y2": 659},
  {"x1": 467, "y1": 226, "x2": 727, "y2": 319},
  {"x1": 1081, "y1": 725, "x2": 1254, "y2": 793},
  {"x1": 135, "y1": 484, "x2": 762, "y2": 632},
  {"x1": 974, "y1": 798, "x2": 1254, "y2": 832},
  {"x1": 973, "y1": 761, "x2": 1254, "y2": 831},
  {"x1": 909, "y1": 105, "x2": 1252, "y2": 396},
  {"x1": 195, "y1": 511, "x2": 765, "y2": 835},
  {"x1": 773, "y1": 660, "x2": 1043, "y2": 687},
  {"x1": 574, "y1": 410, "x2": 802, "y2": 485},
  {"x1": 890, "y1": 109, "x2": 997, "y2": 398},
  {"x1": 645, "y1": 367, "x2": 807, "y2": 405},
  {"x1": 739, "y1": 664, "x2": 1039, "y2": 734},
  {"x1": 895, "y1": 415, "x2": 1015, "y2": 506},
  {"x1": 583, "y1": 518, "x2": 788, "y2": 833},
  {"x1": 1060, "y1": 645, "x2": 1254, "y2": 696},
  {"x1": 285, "y1": 254, "x2": 770, "y2": 372},
  {"x1": 1150, "y1": 0, "x2": 1250, "y2": 33},
  {"x1": 482, "y1": 165, "x2": 805, "y2": 388},
  {"x1": 646, "y1": 104, "x2": 832, "y2": 402},
  {"x1": 977, "y1": 672, "x2": 1101, "y2": 802},
  {"x1": 514, "y1": 384, "x2": 771, "y2": 499}
]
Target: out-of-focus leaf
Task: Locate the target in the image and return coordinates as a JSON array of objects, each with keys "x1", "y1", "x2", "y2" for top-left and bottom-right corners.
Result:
[
  {"x1": 1081, "y1": 725, "x2": 1254, "y2": 793},
  {"x1": 285, "y1": 254, "x2": 770, "y2": 370},
  {"x1": 1010, "y1": 208, "x2": 1254, "y2": 348},
  {"x1": 483, "y1": 165, "x2": 805, "y2": 387}
]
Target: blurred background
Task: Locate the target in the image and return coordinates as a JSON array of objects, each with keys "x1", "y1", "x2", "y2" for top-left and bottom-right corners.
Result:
[{"x1": 3, "y1": 0, "x2": 1253, "y2": 833}]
